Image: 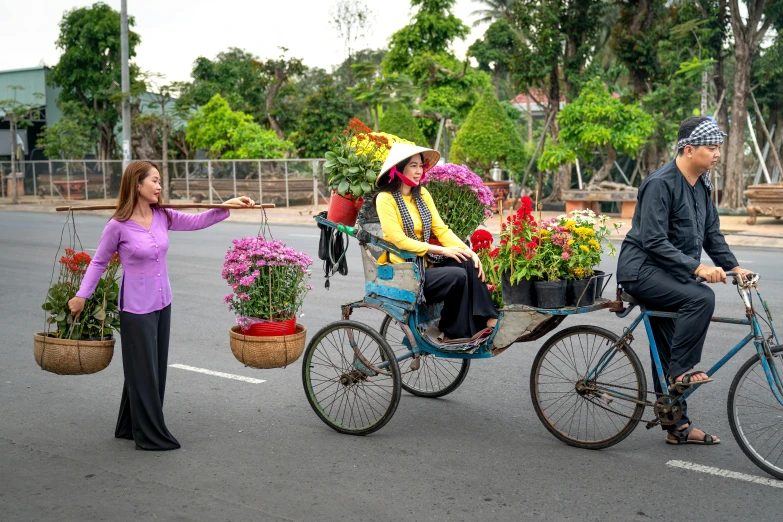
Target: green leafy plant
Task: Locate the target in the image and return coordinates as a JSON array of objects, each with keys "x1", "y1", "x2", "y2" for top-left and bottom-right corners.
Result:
[
  {"x1": 378, "y1": 102, "x2": 428, "y2": 145},
  {"x1": 42, "y1": 249, "x2": 121, "y2": 340}
]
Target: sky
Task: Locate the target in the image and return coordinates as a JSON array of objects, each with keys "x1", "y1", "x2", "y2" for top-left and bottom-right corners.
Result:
[{"x1": 0, "y1": 0, "x2": 487, "y2": 82}]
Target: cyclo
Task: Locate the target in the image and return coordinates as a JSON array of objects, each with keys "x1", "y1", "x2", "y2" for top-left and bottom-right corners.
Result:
[{"x1": 302, "y1": 214, "x2": 783, "y2": 479}]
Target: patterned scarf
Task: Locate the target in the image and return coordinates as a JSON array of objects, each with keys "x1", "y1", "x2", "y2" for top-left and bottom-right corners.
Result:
[
  {"x1": 677, "y1": 119, "x2": 727, "y2": 192},
  {"x1": 392, "y1": 190, "x2": 444, "y2": 303}
]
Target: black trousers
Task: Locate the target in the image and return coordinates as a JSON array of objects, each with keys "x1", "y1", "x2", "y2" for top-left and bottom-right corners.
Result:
[
  {"x1": 622, "y1": 264, "x2": 715, "y2": 430},
  {"x1": 115, "y1": 304, "x2": 180, "y2": 450},
  {"x1": 423, "y1": 258, "x2": 498, "y2": 339}
]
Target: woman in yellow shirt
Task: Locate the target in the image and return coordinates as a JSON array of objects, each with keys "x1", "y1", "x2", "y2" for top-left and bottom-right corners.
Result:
[{"x1": 373, "y1": 143, "x2": 498, "y2": 341}]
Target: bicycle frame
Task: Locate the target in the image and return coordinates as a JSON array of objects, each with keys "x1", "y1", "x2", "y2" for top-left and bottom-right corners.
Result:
[{"x1": 586, "y1": 276, "x2": 783, "y2": 414}]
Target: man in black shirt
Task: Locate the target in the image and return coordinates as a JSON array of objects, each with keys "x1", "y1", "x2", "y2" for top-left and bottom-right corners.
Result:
[{"x1": 617, "y1": 117, "x2": 753, "y2": 445}]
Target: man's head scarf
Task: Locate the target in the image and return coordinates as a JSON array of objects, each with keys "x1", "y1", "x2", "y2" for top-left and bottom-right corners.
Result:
[{"x1": 677, "y1": 119, "x2": 727, "y2": 191}]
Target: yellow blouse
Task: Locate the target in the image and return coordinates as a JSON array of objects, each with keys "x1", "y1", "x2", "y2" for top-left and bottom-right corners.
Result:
[{"x1": 375, "y1": 187, "x2": 469, "y2": 264}]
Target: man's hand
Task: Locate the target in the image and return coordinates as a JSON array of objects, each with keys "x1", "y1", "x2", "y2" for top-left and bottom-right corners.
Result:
[
  {"x1": 731, "y1": 266, "x2": 754, "y2": 281},
  {"x1": 695, "y1": 264, "x2": 726, "y2": 283}
]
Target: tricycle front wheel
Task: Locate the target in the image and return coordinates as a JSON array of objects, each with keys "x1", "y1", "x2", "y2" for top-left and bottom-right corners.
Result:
[
  {"x1": 530, "y1": 326, "x2": 647, "y2": 449},
  {"x1": 302, "y1": 320, "x2": 401, "y2": 435},
  {"x1": 380, "y1": 315, "x2": 470, "y2": 398}
]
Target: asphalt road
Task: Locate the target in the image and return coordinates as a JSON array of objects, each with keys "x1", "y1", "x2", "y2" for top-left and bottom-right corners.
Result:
[{"x1": 1, "y1": 210, "x2": 782, "y2": 522}]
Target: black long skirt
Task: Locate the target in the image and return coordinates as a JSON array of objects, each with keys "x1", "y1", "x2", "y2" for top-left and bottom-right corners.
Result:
[
  {"x1": 115, "y1": 304, "x2": 180, "y2": 451},
  {"x1": 423, "y1": 257, "x2": 498, "y2": 339}
]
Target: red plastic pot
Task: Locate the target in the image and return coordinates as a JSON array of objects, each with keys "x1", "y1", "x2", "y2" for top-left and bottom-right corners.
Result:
[
  {"x1": 326, "y1": 191, "x2": 363, "y2": 226},
  {"x1": 240, "y1": 317, "x2": 297, "y2": 337}
]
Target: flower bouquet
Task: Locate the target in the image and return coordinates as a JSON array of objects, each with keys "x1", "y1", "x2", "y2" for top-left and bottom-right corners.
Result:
[
  {"x1": 470, "y1": 229, "x2": 503, "y2": 308},
  {"x1": 222, "y1": 236, "x2": 314, "y2": 369},
  {"x1": 422, "y1": 163, "x2": 494, "y2": 242},
  {"x1": 324, "y1": 118, "x2": 412, "y2": 225},
  {"x1": 496, "y1": 196, "x2": 540, "y2": 305},
  {"x1": 35, "y1": 248, "x2": 121, "y2": 375}
]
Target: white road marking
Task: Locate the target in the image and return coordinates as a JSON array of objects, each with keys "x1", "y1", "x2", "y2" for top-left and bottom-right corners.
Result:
[
  {"x1": 288, "y1": 234, "x2": 320, "y2": 238},
  {"x1": 666, "y1": 460, "x2": 783, "y2": 489},
  {"x1": 169, "y1": 364, "x2": 265, "y2": 384}
]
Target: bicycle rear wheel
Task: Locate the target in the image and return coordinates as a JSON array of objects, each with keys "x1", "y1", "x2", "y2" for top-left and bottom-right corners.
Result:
[
  {"x1": 380, "y1": 315, "x2": 470, "y2": 398},
  {"x1": 728, "y1": 345, "x2": 783, "y2": 480},
  {"x1": 531, "y1": 326, "x2": 647, "y2": 449}
]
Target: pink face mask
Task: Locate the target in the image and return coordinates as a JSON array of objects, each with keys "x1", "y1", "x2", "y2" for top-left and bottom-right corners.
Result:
[{"x1": 389, "y1": 162, "x2": 431, "y2": 187}]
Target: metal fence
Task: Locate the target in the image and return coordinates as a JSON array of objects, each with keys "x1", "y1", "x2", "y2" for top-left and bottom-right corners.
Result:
[{"x1": 0, "y1": 158, "x2": 329, "y2": 208}]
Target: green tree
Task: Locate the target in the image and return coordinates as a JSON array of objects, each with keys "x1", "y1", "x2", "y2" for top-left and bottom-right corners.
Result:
[
  {"x1": 40, "y1": 119, "x2": 94, "y2": 160},
  {"x1": 181, "y1": 48, "x2": 268, "y2": 122},
  {"x1": 468, "y1": 18, "x2": 518, "y2": 99},
  {"x1": 0, "y1": 86, "x2": 43, "y2": 203},
  {"x1": 185, "y1": 94, "x2": 290, "y2": 159},
  {"x1": 379, "y1": 103, "x2": 428, "y2": 145},
  {"x1": 450, "y1": 89, "x2": 527, "y2": 177},
  {"x1": 291, "y1": 79, "x2": 354, "y2": 158},
  {"x1": 470, "y1": 0, "x2": 515, "y2": 27},
  {"x1": 48, "y1": 2, "x2": 142, "y2": 162},
  {"x1": 350, "y1": 62, "x2": 416, "y2": 130},
  {"x1": 538, "y1": 77, "x2": 654, "y2": 187},
  {"x1": 752, "y1": 14, "x2": 783, "y2": 177},
  {"x1": 508, "y1": 0, "x2": 605, "y2": 200}
]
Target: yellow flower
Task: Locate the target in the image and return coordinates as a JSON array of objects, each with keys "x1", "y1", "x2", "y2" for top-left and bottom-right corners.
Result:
[
  {"x1": 573, "y1": 267, "x2": 585, "y2": 278},
  {"x1": 573, "y1": 227, "x2": 595, "y2": 239},
  {"x1": 565, "y1": 220, "x2": 576, "y2": 230},
  {"x1": 580, "y1": 245, "x2": 590, "y2": 253},
  {"x1": 567, "y1": 239, "x2": 575, "y2": 246},
  {"x1": 589, "y1": 239, "x2": 600, "y2": 251},
  {"x1": 539, "y1": 229, "x2": 550, "y2": 239}
]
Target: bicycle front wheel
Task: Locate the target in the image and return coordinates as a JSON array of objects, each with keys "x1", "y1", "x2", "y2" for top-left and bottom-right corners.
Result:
[
  {"x1": 531, "y1": 326, "x2": 647, "y2": 449},
  {"x1": 728, "y1": 345, "x2": 783, "y2": 480},
  {"x1": 302, "y1": 321, "x2": 401, "y2": 436}
]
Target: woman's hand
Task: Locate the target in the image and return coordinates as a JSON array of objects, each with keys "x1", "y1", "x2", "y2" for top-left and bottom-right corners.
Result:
[
  {"x1": 68, "y1": 297, "x2": 86, "y2": 318},
  {"x1": 472, "y1": 253, "x2": 486, "y2": 282},
  {"x1": 225, "y1": 196, "x2": 255, "y2": 208},
  {"x1": 439, "y1": 246, "x2": 472, "y2": 263}
]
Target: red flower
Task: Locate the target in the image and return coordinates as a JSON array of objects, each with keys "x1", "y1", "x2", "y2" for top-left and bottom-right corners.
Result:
[
  {"x1": 511, "y1": 245, "x2": 523, "y2": 255},
  {"x1": 520, "y1": 195, "x2": 534, "y2": 212},
  {"x1": 487, "y1": 284, "x2": 496, "y2": 292},
  {"x1": 347, "y1": 118, "x2": 373, "y2": 134},
  {"x1": 470, "y1": 229, "x2": 494, "y2": 251},
  {"x1": 489, "y1": 248, "x2": 500, "y2": 258}
]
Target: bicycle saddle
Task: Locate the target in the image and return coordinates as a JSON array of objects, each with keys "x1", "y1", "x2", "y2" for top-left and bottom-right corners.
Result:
[{"x1": 621, "y1": 290, "x2": 639, "y2": 306}]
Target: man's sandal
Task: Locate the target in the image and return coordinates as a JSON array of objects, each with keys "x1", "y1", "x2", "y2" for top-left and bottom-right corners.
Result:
[
  {"x1": 667, "y1": 370, "x2": 713, "y2": 393},
  {"x1": 666, "y1": 425, "x2": 720, "y2": 445}
]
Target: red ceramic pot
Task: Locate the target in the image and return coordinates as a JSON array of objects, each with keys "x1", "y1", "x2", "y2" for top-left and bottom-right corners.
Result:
[{"x1": 326, "y1": 191, "x2": 363, "y2": 226}]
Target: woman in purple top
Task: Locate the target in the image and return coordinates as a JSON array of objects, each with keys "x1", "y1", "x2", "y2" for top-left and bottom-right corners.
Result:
[{"x1": 68, "y1": 161, "x2": 254, "y2": 451}]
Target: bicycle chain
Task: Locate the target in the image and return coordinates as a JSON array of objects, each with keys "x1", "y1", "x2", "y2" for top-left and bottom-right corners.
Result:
[{"x1": 580, "y1": 379, "x2": 682, "y2": 427}]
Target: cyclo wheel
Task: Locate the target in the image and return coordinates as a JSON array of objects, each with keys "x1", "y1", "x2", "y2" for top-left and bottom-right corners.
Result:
[
  {"x1": 302, "y1": 320, "x2": 401, "y2": 436},
  {"x1": 380, "y1": 314, "x2": 470, "y2": 398},
  {"x1": 727, "y1": 345, "x2": 783, "y2": 480},
  {"x1": 531, "y1": 325, "x2": 647, "y2": 450}
]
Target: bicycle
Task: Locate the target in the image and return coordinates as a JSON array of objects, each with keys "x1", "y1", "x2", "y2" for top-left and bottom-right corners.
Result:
[{"x1": 530, "y1": 271, "x2": 783, "y2": 479}]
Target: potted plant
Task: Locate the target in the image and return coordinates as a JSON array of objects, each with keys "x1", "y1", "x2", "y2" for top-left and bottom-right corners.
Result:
[
  {"x1": 422, "y1": 163, "x2": 495, "y2": 243},
  {"x1": 35, "y1": 249, "x2": 121, "y2": 375},
  {"x1": 530, "y1": 217, "x2": 572, "y2": 309},
  {"x1": 222, "y1": 236, "x2": 313, "y2": 369},
  {"x1": 497, "y1": 196, "x2": 540, "y2": 306},
  {"x1": 324, "y1": 118, "x2": 411, "y2": 226},
  {"x1": 469, "y1": 228, "x2": 503, "y2": 309}
]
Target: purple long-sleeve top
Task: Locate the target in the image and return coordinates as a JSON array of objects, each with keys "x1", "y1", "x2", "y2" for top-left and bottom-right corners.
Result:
[{"x1": 76, "y1": 208, "x2": 230, "y2": 314}]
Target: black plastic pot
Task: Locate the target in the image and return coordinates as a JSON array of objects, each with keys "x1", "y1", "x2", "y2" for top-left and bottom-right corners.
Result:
[
  {"x1": 567, "y1": 278, "x2": 596, "y2": 307},
  {"x1": 501, "y1": 271, "x2": 536, "y2": 306},
  {"x1": 592, "y1": 270, "x2": 613, "y2": 300},
  {"x1": 533, "y1": 280, "x2": 567, "y2": 309}
]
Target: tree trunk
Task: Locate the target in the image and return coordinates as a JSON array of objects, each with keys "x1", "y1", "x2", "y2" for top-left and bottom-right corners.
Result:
[
  {"x1": 589, "y1": 144, "x2": 617, "y2": 187},
  {"x1": 526, "y1": 96, "x2": 533, "y2": 144},
  {"x1": 493, "y1": 70, "x2": 500, "y2": 99},
  {"x1": 546, "y1": 69, "x2": 570, "y2": 202},
  {"x1": 372, "y1": 106, "x2": 379, "y2": 132},
  {"x1": 266, "y1": 73, "x2": 287, "y2": 140},
  {"x1": 714, "y1": 0, "x2": 730, "y2": 177},
  {"x1": 161, "y1": 125, "x2": 169, "y2": 203},
  {"x1": 10, "y1": 118, "x2": 18, "y2": 204}
]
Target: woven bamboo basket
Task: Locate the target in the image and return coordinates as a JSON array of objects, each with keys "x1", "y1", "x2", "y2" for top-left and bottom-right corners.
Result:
[
  {"x1": 229, "y1": 323, "x2": 306, "y2": 369},
  {"x1": 33, "y1": 332, "x2": 115, "y2": 375}
]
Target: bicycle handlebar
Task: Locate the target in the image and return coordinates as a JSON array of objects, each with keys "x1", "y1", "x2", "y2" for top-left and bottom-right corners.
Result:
[{"x1": 694, "y1": 270, "x2": 757, "y2": 285}]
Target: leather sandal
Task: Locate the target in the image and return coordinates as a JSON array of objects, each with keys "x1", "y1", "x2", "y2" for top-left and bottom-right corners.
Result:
[
  {"x1": 666, "y1": 424, "x2": 720, "y2": 445},
  {"x1": 667, "y1": 370, "x2": 713, "y2": 393}
]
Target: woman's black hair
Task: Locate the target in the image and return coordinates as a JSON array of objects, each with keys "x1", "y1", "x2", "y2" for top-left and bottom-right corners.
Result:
[
  {"x1": 371, "y1": 153, "x2": 423, "y2": 208},
  {"x1": 677, "y1": 116, "x2": 711, "y2": 155}
]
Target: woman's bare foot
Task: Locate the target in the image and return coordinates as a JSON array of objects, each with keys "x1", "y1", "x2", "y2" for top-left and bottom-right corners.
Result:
[
  {"x1": 675, "y1": 370, "x2": 710, "y2": 384},
  {"x1": 487, "y1": 318, "x2": 498, "y2": 328}
]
